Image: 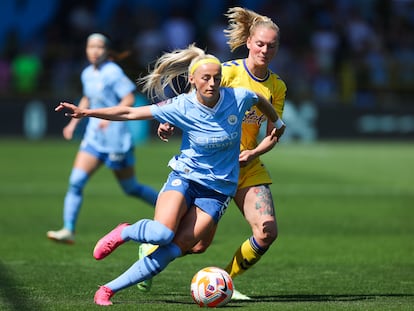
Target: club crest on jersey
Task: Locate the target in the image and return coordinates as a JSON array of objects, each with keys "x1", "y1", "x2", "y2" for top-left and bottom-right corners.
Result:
[
  {"x1": 227, "y1": 115, "x2": 237, "y2": 125},
  {"x1": 171, "y1": 179, "x2": 182, "y2": 186}
]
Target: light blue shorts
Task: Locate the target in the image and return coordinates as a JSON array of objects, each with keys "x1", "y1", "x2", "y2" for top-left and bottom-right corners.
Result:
[
  {"x1": 161, "y1": 171, "x2": 231, "y2": 223},
  {"x1": 80, "y1": 141, "x2": 135, "y2": 170}
]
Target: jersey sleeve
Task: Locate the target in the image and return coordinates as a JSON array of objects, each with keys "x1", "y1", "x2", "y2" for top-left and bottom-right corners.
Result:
[
  {"x1": 233, "y1": 87, "x2": 258, "y2": 112},
  {"x1": 149, "y1": 95, "x2": 186, "y2": 127},
  {"x1": 221, "y1": 60, "x2": 241, "y2": 88},
  {"x1": 272, "y1": 76, "x2": 287, "y2": 117}
]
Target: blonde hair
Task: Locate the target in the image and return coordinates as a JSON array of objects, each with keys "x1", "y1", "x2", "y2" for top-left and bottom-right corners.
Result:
[
  {"x1": 224, "y1": 7, "x2": 280, "y2": 52},
  {"x1": 139, "y1": 44, "x2": 220, "y2": 101}
]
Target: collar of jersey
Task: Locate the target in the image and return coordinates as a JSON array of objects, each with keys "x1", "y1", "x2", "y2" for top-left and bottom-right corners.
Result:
[{"x1": 243, "y1": 59, "x2": 270, "y2": 82}]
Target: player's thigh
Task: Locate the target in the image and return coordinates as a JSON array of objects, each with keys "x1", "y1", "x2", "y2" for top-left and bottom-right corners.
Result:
[
  {"x1": 72, "y1": 150, "x2": 102, "y2": 173},
  {"x1": 191, "y1": 224, "x2": 217, "y2": 253},
  {"x1": 235, "y1": 185, "x2": 276, "y2": 227},
  {"x1": 154, "y1": 190, "x2": 188, "y2": 233},
  {"x1": 174, "y1": 206, "x2": 216, "y2": 253},
  {"x1": 108, "y1": 149, "x2": 136, "y2": 180}
]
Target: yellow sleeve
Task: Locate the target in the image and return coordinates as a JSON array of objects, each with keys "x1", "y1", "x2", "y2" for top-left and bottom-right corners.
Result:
[{"x1": 272, "y1": 77, "x2": 287, "y2": 118}]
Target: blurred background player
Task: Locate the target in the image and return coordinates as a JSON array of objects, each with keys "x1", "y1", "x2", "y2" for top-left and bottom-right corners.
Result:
[
  {"x1": 54, "y1": 43, "x2": 283, "y2": 305},
  {"x1": 153, "y1": 7, "x2": 287, "y2": 299},
  {"x1": 47, "y1": 33, "x2": 158, "y2": 244}
]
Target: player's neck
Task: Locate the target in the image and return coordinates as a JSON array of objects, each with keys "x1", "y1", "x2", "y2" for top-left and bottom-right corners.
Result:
[
  {"x1": 245, "y1": 58, "x2": 268, "y2": 80},
  {"x1": 196, "y1": 92, "x2": 220, "y2": 108}
]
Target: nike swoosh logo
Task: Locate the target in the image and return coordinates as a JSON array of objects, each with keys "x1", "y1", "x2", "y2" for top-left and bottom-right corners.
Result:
[{"x1": 219, "y1": 273, "x2": 227, "y2": 292}]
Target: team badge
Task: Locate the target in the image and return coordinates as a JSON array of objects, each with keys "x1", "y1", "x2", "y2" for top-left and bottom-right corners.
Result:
[
  {"x1": 171, "y1": 179, "x2": 182, "y2": 186},
  {"x1": 228, "y1": 115, "x2": 237, "y2": 125}
]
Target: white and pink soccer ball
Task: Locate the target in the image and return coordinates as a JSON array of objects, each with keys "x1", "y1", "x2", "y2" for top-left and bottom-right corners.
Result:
[{"x1": 190, "y1": 266, "x2": 234, "y2": 307}]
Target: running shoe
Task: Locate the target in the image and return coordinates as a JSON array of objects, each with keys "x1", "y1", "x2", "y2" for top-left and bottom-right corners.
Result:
[
  {"x1": 136, "y1": 243, "x2": 155, "y2": 292},
  {"x1": 47, "y1": 228, "x2": 75, "y2": 244},
  {"x1": 93, "y1": 223, "x2": 129, "y2": 260},
  {"x1": 94, "y1": 286, "x2": 114, "y2": 306},
  {"x1": 232, "y1": 288, "x2": 252, "y2": 300}
]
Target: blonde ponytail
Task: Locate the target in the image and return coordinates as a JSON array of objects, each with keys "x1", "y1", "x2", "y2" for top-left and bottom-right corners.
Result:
[
  {"x1": 138, "y1": 44, "x2": 219, "y2": 101},
  {"x1": 224, "y1": 7, "x2": 280, "y2": 52}
]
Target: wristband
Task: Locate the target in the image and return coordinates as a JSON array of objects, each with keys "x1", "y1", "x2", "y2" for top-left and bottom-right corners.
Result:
[{"x1": 273, "y1": 118, "x2": 285, "y2": 129}]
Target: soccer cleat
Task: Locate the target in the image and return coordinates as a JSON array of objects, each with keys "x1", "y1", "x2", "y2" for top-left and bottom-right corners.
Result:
[
  {"x1": 231, "y1": 288, "x2": 252, "y2": 300},
  {"x1": 47, "y1": 228, "x2": 75, "y2": 244},
  {"x1": 94, "y1": 286, "x2": 114, "y2": 306},
  {"x1": 136, "y1": 243, "x2": 155, "y2": 292},
  {"x1": 93, "y1": 223, "x2": 130, "y2": 260}
]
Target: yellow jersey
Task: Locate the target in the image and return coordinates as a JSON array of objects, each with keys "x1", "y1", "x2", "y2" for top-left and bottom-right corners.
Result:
[{"x1": 221, "y1": 59, "x2": 287, "y2": 152}]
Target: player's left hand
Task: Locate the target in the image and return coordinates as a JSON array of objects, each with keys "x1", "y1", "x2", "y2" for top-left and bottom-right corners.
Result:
[{"x1": 158, "y1": 122, "x2": 175, "y2": 142}]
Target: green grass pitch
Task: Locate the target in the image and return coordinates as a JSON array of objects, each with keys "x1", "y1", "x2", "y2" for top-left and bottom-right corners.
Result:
[{"x1": 0, "y1": 138, "x2": 413, "y2": 310}]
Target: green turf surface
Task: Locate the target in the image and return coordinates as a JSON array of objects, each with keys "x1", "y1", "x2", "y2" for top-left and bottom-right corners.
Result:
[{"x1": 1, "y1": 139, "x2": 413, "y2": 310}]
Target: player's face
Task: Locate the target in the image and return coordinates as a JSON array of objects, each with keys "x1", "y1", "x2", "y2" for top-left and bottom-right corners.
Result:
[
  {"x1": 189, "y1": 63, "x2": 222, "y2": 107},
  {"x1": 246, "y1": 26, "x2": 278, "y2": 67},
  {"x1": 86, "y1": 38, "x2": 107, "y2": 66}
]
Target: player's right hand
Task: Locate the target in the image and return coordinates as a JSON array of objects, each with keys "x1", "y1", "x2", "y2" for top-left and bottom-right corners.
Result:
[
  {"x1": 55, "y1": 102, "x2": 85, "y2": 119},
  {"x1": 158, "y1": 122, "x2": 175, "y2": 142}
]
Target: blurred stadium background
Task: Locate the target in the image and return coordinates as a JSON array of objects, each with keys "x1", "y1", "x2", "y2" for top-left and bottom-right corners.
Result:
[
  {"x1": 0, "y1": 0, "x2": 413, "y2": 141},
  {"x1": 1, "y1": 2, "x2": 413, "y2": 310}
]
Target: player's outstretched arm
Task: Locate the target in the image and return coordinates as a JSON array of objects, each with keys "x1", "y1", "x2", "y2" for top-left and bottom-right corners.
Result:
[{"x1": 55, "y1": 102, "x2": 153, "y2": 121}]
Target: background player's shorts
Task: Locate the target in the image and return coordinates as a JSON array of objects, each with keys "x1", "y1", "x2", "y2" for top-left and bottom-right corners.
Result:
[
  {"x1": 238, "y1": 158, "x2": 272, "y2": 189},
  {"x1": 161, "y1": 171, "x2": 232, "y2": 223},
  {"x1": 80, "y1": 141, "x2": 135, "y2": 170}
]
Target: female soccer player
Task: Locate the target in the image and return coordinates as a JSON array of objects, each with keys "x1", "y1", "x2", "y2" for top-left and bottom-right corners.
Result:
[
  {"x1": 55, "y1": 44, "x2": 285, "y2": 306},
  {"x1": 155, "y1": 7, "x2": 287, "y2": 299},
  {"x1": 47, "y1": 33, "x2": 158, "y2": 244}
]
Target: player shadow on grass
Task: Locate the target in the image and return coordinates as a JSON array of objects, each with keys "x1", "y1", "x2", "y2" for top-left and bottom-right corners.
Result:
[
  {"x1": 241, "y1": 293, "x2": 414, "y2": 302},
  {"x1": 116, "y1": 292, "x2": 414, "y2": 307},
  {"x1": 158, "y1": 293, "x2": 414, "y2": 306},
  {"x1": 0, "y1": 260, "x2": 43, "y2": 311}
]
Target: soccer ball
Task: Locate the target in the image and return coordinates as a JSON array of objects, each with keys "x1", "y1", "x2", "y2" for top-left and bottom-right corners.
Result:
[{"x1": 190, "y1": 266, "x2": 233, "y2": 307}]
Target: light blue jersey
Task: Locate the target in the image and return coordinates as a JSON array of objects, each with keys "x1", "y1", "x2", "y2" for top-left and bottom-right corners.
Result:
[
  {"x1": 81, "y1": 61, "x2": 136, "y2": 153},
  {"x1": 150, "y1": 87, "x2": 258, "y2": 196}
]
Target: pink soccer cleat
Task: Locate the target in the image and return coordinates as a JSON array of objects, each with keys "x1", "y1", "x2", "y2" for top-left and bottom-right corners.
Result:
[
  {"x1": 94, "y1": 286, "x2": 114, "y2": 306},
  {"x1": 93, "y1": 223, "x2": 130, "y2": 260}
]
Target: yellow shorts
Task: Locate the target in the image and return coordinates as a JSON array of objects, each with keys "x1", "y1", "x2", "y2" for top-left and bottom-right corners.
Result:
[{"x1": 238, "y1": 158, "x2": 272, "y2": 189}]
